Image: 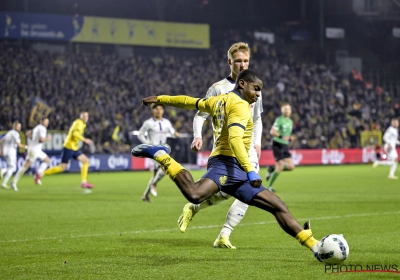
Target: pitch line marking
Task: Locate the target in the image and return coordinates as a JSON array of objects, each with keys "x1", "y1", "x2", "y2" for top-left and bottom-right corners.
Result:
[{"x1": 1, "y1": 211, "x2": 399, "y2": 243}]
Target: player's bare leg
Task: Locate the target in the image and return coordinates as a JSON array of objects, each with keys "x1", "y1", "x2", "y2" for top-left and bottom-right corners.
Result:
[
  {"x1": 250, "y1": 189, "x2": 320, "y2": 258},
  {"x1": 77, "y1": 154, "x2": 94, "y2": 192}
]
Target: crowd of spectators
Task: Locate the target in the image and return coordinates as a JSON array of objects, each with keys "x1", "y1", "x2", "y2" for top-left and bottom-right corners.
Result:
[{"x1": 0, "y1": 36, "x2": 397, "y2": 153}]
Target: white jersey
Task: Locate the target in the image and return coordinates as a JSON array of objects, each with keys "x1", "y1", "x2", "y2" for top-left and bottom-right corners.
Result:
[
  {"x1": 138, "y1": 118, "x2": 176, "y2": 144},
  {"x1": 30, "y1": 124, "x2": 47, "y2": 151},
  {"x1": 1, "y1": 130, "x2": 20, "y2": 154},
  {"x1": 383, "y1": 126, "x2": 399, "y2": 149}
]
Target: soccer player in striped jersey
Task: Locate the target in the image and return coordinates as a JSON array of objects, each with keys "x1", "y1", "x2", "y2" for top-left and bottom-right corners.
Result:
[
  {"x1": 177, "y1": 42, "x2": 263, "y2": 249},
  {"x1": 132, "y1": 70, "x2": 322, "y2": 262},
  {"x1": 0, "y1": 121, "x2": 29, "y2": 191},
  {"x1": 11, "y1": 118, "x2": 52, "y2": 189},
  {"x1": 138, "y1": 104, "x2": 180, "y2": 202},
  {"x1": 372, "y1": 118, "x2": 399, "y2": 179},
  {"x1": 39, "y1": 112, "x2": 95, "y2": 192}
]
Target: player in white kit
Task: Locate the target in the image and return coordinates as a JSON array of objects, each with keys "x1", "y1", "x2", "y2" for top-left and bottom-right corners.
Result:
[
  {"x1": 372, "y1": 118, "x2": 399, "y2": 179},
  {"x1": 0, "y1": 121, "x2": 29, "y2": 191},
  {"x1": 11, "y1": 118, "x2": 52, "y2": 189},
  {"x1": 177, "y1": 42, "x2": 263, "y2": 249},
  {"x1": 138, "y1": 104, "x2": 180, "y2": 202}
]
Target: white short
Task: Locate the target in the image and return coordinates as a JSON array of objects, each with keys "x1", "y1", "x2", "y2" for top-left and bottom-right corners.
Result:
[
  {"x1": 384, "y1": 144, "x2": 398, "y2": 161},
  {"x1": 3, "y1": 152, "x2": 17, "y2": 171},
  {"x1": 26, "y1": 149, "x2": 48, "y2": 162}
]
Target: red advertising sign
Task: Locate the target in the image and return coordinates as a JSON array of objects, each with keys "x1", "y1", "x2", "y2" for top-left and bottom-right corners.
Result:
[
  {"x1": 196, "y1": 148, "x2": 382, "y2": 168},
  {"x1": 131, "y1": 148, "x2": 393, "y2": 170}
]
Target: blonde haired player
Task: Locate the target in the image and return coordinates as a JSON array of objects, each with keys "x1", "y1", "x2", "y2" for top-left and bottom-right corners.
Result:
[
  {"x1": 0, "y1": 121, "x2": 29, "y2": 191},
  {"x1": 178, "y1": 42, "x2": 263, "y2": 249},
  {"x1": 11, "y1": 118, "x2": 52, "y2": 190},
  {"x1": 38, "y1": 112, "x2": 95, "y2": 191},
  {"x1": 372, "y1": 118, "x2": 399, "y2": 179}
]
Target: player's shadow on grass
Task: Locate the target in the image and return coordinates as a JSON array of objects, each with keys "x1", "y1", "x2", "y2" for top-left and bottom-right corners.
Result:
[{"x1": 121, "y1": 237, "x2": 212, "y2": 247}]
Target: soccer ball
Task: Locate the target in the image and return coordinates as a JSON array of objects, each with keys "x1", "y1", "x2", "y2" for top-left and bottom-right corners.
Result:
[{"x1": 318, "y1": 234, "x2": 349, "y2": 264}]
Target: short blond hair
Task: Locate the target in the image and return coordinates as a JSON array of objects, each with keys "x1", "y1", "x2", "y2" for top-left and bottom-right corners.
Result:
[{"x1": 227, "y1": 42, "x2": 251, "y2": 60}]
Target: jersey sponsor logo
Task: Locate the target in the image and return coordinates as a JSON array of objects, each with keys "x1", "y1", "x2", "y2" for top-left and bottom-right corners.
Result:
[
  {"x1": 107, "y1": 155, "x2": 129, "y2": 169},
  {"x1": 321, "y1": 149, "x2": 345, "y2": 164},
  {"x1": 159, "y1": 157, "x2": 171, "y2": 170},
  {"x1": 219, "y1": 175, "x2": 227, "y2": 185},
  {"x1": 211, "y1": 100, "x2": 226, "y2": 145}
]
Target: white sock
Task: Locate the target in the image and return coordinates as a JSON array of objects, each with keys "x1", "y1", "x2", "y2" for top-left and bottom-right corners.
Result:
[
  {"x1": 191, "y1": 192, "x2": 230, "y2": 213},
  {"x1": 152, "y1": 167, "x2": 165, "y2": 185},
  {"x1": 154, "y1": 150, "x2": 166, "y2": 158},
  {"x1": 38, "y1": 162, "x2": 49, "y2": 175},
  {"x1": 2, "y1": 168, "x2": 14, "y2": 185},
  {"x1": 389, "y1": 162, "x2": 398, "y2": 177},
  {"x1": 220, "y1": 199, "x2": 249, "y2": 238},
  {"x1": 12, "y1": 167, "x2": 27, "y2": 184},
  {"x1": 311, "y1": 243, "x2": 319, "y2": 254},
  {"x1": 143, "y1": 177, "x2": 154, "y2": 197},
  {"x1": 376, "y1": 160, "x2": 393, "y2": 166}
]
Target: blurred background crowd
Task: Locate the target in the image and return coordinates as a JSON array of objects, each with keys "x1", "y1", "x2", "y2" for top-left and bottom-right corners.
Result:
[{"x1": 1, "y1": 33, "x2": 397, "y2": 152}]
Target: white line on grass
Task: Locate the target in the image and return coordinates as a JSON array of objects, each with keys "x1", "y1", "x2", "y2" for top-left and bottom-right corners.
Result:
[{"x1": 2, "y1": 211, "x2": 399, "y2": 243}]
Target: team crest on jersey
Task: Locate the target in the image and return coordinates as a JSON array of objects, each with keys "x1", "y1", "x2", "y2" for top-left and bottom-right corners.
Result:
[{"x1": 219, "y1": 175, "x2": 227, "y2": 185}]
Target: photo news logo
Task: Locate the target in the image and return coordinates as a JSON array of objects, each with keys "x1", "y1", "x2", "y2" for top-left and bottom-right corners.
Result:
[{"x1": 325, "y1": 264, "x2": 399, "y2": 274}]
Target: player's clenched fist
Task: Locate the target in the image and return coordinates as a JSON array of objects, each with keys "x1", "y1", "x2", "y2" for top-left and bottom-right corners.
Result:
[
  {"x1": 142, "y1": 96, "x2": 158, "y2": 106},
  {"x1": 191, "y1": 137, "x2": 203, "y2": 152},
  {"x1": 247, "y1": 171, "x2": 262, "y2": 188}
]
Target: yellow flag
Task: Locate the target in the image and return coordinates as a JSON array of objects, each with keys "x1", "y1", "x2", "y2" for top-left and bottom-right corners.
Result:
[{"x1": 112, "y1": 125, "x2": 120, "y2": 142}]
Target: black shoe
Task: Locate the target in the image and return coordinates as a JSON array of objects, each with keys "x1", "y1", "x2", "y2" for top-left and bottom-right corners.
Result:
[
  {"x1": 266, "y1": 166, "x2": 275, "y2": 181},
  {"x1": 142, "y1": 196, "x2": 151, "y2": 203}
]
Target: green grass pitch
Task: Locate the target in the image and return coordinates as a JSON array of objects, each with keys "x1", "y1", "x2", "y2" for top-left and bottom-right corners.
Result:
[{"x1": 0, "y1": 165, "x2": 399, "y2": 279}]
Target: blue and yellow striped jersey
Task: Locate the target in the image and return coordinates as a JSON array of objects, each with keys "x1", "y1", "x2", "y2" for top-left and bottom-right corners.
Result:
[{"x1": 157, "y1": 91, "x2": 254, "y2": 173}]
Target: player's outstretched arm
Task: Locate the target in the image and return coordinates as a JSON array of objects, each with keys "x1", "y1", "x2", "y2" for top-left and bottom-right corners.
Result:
[{"x1": 143, "y1": 95, "x2": 212, "y2": 112}]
